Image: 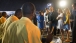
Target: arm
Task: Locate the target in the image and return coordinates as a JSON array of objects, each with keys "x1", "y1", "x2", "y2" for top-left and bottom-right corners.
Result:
[
  {"x1": 37, "y1": 16, "x2": 41, "y2": 22},
  {"x1": 56, "y1": 16, "x2": 59, "y2": 20},
  {"x1": 64, "y1": 15, "x2": 69, "y2": 24},
  {"x1": 48, "y1": 14, "x2": 52, "y2": 23}
]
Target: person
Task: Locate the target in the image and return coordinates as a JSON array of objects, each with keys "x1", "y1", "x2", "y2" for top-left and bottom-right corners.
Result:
[
  {"x1": 0, "y1": 12, "x2": 7, "y2": 43},
  {"x1": 37, "y1": 11, "x2": 44, "y2": 34},
  {"x1": 63, "y1": 8, "x2": 71, "y2": 42},
  {"x1": 44, "y1": 8, "x2": 50, "y2": 33},
  {"x1": 0, "y1": 12, "x2": 7, "y2": 24},
  {"x1": 48, "y1": 6, "x2": 58, "y2": 36},
  {"x1": 70, "y1": 3, "x2": 76, "y2": 43},
  {"x1": 14, "y1": 9, "x2": 22, "y2": 19},
  {"x1": 56, "y1": 9, "x2": 64, "y2": 40},
  {"x1": 2, "y1": 2, "x2": 41, "y2": 43},
  {"x1": 56, "y1": 9, "x2": 61, "y2": 35},
  {"x1": 3, "y1": 9, "x2": 22, "y2": 32}
]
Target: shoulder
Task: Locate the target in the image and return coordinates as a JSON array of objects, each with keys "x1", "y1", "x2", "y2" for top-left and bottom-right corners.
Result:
[
  {"x1": 12, "y1": 16, "x2": 18, "y2": 20},
  {"x1": 1, "y1": 17, "x2": 6, "y2": 20}
]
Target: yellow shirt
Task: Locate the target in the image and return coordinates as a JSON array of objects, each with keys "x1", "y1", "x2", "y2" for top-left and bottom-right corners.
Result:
[
  {"x1": 25, "y1": 17, "x2": 41, "y2": 43},
  {"x1": 0, "y1": 16, "x2": 6, "y2": 24},
  {"x1": 64, "y1": 13, "x2": 70, "y2": 24},
  {"x1": 3, "y1": 15, "x2": 19, "y2": 31},
  {"x1": 2, "y1": 17, "x2": 41, "y2": 43}
]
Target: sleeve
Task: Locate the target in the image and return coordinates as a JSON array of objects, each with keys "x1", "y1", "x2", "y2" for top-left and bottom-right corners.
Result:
[
  {"x1": 57, "y1": 15, "x2": 60, "y2": 20},
  {"x1": 48, "y1": 13, "x2": 52, "y2": 21},
  {"x1": 40, "y1": 16, "x2": 44, "y2": 22},
  {"x1": 37, "y1": 16, "x2": 41, "y2": 22},
  {"x1": 2, "y1": 24, "x2": 10, "y2": 43},
  {"x1": 64, "y1": 15, "x2": 69, "y2": 24},
  {"x1": 57, "y1": 13, "x2": 63, "y2": 19},
  {"x1": 43, "y1": 16, "x2": 44, "y2": 21},
  {"x1": 2, "y1": 22, "x2": 17, "y2": 43}
]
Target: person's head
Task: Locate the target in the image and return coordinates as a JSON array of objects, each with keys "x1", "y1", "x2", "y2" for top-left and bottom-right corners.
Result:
[
  {"x1": 2, "y1": 12, "x2": 7, "y2": 18},
  {"x1": 72, "y1": 3, "x2": 76, "y2": 10},
  {"x1": 21, "y1": 2, "x2": 36, "y2": 20},
  {"x1": 65, "y1": 8, "x2": 71, "y2": 15},
  {"x1": 15, "y1": 9, "x2": 22, "y2": 19},
  {"x1": 58, "y1": 8, "x2": 63, "y2": 14},
  {"x1": 45, "y1": 8, "x2": 49, "y2": 13},
  {"x1": 49, "y1": 6, "x2": 54, "y2": 12},
  {"x1": 39, "y1": 11, "x2": 44, "y2": 16}
]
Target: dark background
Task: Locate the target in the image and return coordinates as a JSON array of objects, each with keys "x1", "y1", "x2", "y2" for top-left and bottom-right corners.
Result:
[{"x1": 0, "y1": 0, "x2": 75, "y2": 11}]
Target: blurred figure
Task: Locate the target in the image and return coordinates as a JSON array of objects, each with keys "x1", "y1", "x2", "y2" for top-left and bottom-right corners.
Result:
[
  {"x1": 3, "y1": 9, "x2": 22, "y2": 31},
  {"x1": 56, "y1": 8, "x2": 64, "y2": 40},
  {"x1": 37, "y1": 11, "x2": 44, "y2": 34},
  {"x1": 0, "y1": 12, "x2": 7, "y2": 43},
  {"x1": 48, "y1": 6, "x2": 58, "y2": 36},
  {"x1": 56, "y1": 9, "x2": 61, "y2": 35},
  {"x1": 0, "y1": 12, "x2": 7, "y2": 24},
  {"x1": 2, "y1": 2, "x2": 41, "y2": 43},
  {"x1": 70, "y1": 3, "x2": 76, "y2": 43},
  {"x1": 44, "y1": 8, "x2": 50, "y2": 32},
  {"x1": 0, "y1": 9, "x2": 22, "y2": 43},
  {"x1": 64, "y1": 8, "x2": 71, "y2": 42}
]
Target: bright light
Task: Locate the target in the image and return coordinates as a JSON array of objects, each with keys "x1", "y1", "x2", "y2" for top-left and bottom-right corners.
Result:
[
  {"x1": 47, "y1": 3, "x2": 52, "y2": 7},
  {"x1": 59, "y1": 1, "x2": 67, "y2": 7}
]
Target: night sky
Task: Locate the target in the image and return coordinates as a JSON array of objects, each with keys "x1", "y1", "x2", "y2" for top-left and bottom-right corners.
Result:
[{"x1": 0, "y1": 0, "x2": 75, "y2": 11}]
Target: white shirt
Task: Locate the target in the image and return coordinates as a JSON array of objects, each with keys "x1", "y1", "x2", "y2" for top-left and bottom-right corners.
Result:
[{"x1": 44, "y1": 12, "x2": 48, "y2": 22}]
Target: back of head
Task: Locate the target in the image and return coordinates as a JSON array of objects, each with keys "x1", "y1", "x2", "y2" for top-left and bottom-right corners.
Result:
[
  {"x1": 15, "y1": 9, "x2": 22, "y2": 19},
  {"x1": 39, "y1": 11, "x2": 44, "y2": 16},
  {"x1": 21, "y1": 2, "x2": 36, "y2": 17},
  {"x1": 2, "y1": 12, "x2": 7, "y2": 17}
]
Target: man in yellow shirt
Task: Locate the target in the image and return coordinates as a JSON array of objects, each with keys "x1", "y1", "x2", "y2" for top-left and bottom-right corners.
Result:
[
  {"x1": 0, "y1": 12, "x2": 7, "y2": 43},
  {"x1": 3, "y1": 9, "x2": 22, "y2": 31},
  {"x1": 2, "y1": 2, "x2": 41, "y2": 43},
  {"x1": 0, "y1": 9, "x2": 22, "y2": 43},
  {"x1": 0, "y1": 12, "x2": 7, "y2": 24}
]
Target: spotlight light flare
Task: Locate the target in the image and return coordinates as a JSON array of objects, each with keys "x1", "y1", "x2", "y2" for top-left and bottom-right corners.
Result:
[{"x1": 59, "y1": 0, "x2": 67, "y2": 7}]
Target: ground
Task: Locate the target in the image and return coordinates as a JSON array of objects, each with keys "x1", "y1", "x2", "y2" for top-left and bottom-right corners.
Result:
[{"x1": 41, "y1": 29, "x2": 72, "y2": 43}]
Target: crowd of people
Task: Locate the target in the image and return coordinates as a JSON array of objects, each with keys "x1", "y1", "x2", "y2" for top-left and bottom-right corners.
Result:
[{"x1": 0, "y1": 2, "x2": 76, "y2": 43}]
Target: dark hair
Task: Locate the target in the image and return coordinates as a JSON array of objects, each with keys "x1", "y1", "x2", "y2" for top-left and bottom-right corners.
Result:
[
  {"x1": 15, "y1": 9, "x2": 21, "y2": 16},
  {"x1": 21, "y1": 2, "x2": 35, "y2": 16},
  {"x1": 73, "y1": 3, "x2": 76, "y2": 7},
  {"x1": 45, "y1": 8, "x2": 48, "y2": 10},
  {"x1": 39, "y1": 10, "x2": 44, "y2": 15},
  {"x1": 2, "y1": 12, "x2": 7, "y2": 17}
]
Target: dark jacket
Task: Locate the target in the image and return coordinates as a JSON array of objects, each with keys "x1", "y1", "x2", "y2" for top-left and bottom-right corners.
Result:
[{"x1": 48, "y1": 11, "x2": 58, "y2": 24}]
